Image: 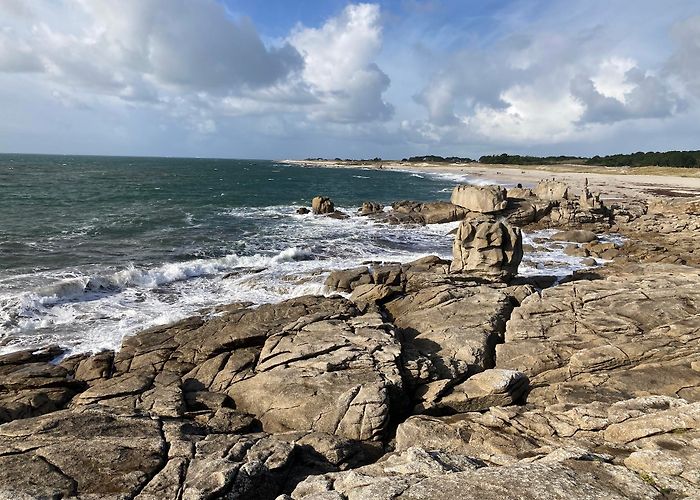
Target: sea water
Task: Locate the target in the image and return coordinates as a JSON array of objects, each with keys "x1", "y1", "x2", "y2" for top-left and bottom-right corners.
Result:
[{"x1": 0, "y1": 154, "x2": 601, "y2": 354}]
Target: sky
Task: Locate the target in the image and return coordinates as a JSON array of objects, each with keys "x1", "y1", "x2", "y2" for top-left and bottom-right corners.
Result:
[{"x1": 1, "y1": 0, "x2": 699, "y2": 159}]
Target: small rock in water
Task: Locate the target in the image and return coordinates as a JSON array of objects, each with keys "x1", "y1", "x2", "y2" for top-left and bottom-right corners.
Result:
[
  {"x1": 359, "y1": 201, "x2": 383, "y2": 215},
  {"x1": 311, "y1": 196, "x2": 334, "y2": 214},
  {"x1": 551, "y1": 229, "x2": 598, "y2": 243}
]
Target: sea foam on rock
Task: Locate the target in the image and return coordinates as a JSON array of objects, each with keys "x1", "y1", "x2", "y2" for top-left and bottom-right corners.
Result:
[{"x1": 311, "y1": 196, "x2": 335, "y2": 215}]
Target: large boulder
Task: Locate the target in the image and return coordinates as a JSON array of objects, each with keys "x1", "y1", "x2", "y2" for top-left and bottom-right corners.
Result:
[
  {"x1": 449, "y1": 217, "x2": 523, "y2": 279},
  {"x1": 451, "y1": 185, "x2": 507, "y2": 213},
  {"x1": 533, "y1": 180, "x2": 570, "y2": 201},
  {"x1": 506, "y1": 186, "x2": 534, "y2": 199},
  {"x1": 311, "y1": 196, "x2": 335, "y2": 214}
]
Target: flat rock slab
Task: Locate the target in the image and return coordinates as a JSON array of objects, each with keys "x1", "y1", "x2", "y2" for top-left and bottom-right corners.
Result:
[
  {"x1": 69, "y1": 296, "x2": 359, "y2": 418},
  {"x1": 393, "y1": 396, "x2": 700, "y2": 496},
  {"x1": 228, "y1": 315, "x2": 404, "y2": 441},
  {"x1": 497, "y1": 265, "x2": 700, "y2": 405},
  {"x1": 0, "y1": 408, "x2": 165, "y2": 498},
  {"x1": 290, "y1": 447, "x2": 660, "y2": 499}
]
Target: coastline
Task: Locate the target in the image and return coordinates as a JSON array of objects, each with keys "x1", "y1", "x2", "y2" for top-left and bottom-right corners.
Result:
[
  {"x1": 281, "y1": 158, "x2": 700, "y2": 199},
  {"x1": 2, "y1": 174, "x2": 700, "y2": 498}
]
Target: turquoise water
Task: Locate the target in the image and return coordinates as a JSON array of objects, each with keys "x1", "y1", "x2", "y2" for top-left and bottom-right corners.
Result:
[{"x1": 0, "y1": 154, "x2": 469, "y2": 353}]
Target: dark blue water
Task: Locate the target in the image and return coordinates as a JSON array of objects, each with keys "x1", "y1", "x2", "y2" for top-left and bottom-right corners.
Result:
[
  {"x1": 0, "y1": 154, "x2": 469, "y2": 354},
  {"x1": 1, "y1": 155, "x2": 460, "y2": 273}
]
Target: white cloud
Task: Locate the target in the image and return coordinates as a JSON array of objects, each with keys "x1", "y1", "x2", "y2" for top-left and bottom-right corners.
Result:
[
  {"x1": 409, "y1": 15, "x2": 690, "y2": 148},
  {"x1": 0, "y1": 0, "x2": 394, "y2": 140},
  {"x1": 591, "y1": 57, "x2": 636, "y2": 102},
  {"x1": 0, "y1": 27, "x2": 43, "y2": 72},
  {"x1": 289, "y1": 3, "x2": 393, "y2": 122},
  {"x1": 471, "y1": 85, "x2": 585, "y2": 142}
]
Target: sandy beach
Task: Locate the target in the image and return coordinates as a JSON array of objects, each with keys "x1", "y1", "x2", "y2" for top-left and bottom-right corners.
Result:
[{"x1": 282, "y1": 159, "x2": 700, "y2": 200}]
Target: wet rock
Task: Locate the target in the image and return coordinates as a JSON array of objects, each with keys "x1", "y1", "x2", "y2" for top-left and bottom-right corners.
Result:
[
  {"x1": 551, "y1": 230, "x2": 598, "y2": 243},
  {"x1": 451, "y1": 185, "x2": 508, "y2": 213},
  {"x1": 359, "y1": 201, "x2": 383, "y2": 215},
  {"x1": 563, "y1": 244, "x2": 589, "y2": 257},
  {"x1": 0, "y1": 348, "x2": 82, "y2": 424},
  {"x1": 297, "y1": 207, "x2": 310, "y2": 215},
  {"x1": 324, "y1": 267, "x2": 373, "y2": 293},
  {"x1": 0, "y1": 345, "x2": 63, "y2": 366},
  {"x1": 326, "y1": 210, "x2": 350, "y2": 220},
  {"x1": 312, "y1": 196, "x2": 335, "y2": 215},
  {"x1": 389, "y1": 201, "x2": 468, "y2": 224}
]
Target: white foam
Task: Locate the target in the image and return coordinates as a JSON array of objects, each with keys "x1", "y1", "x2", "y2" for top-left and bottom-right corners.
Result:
[
  {"x1": 389, "y1": 168, "x2": 497, "y2": 186},
  {"x1": 0, "y1": 206, "x2": 618, "y2": 356}
]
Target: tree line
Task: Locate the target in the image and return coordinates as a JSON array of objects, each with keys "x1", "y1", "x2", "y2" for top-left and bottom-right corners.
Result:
[
  {"x1": 306, "y1": 151, "x2": 700, "y2": 168},
  {"x1": 475, "y1": 151, "x2": 700, "y2": 168}
]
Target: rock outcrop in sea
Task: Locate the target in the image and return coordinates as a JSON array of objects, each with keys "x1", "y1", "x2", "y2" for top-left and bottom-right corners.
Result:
[{"x1": 2, "y1": 180, "x2": 700, "y2": 499}]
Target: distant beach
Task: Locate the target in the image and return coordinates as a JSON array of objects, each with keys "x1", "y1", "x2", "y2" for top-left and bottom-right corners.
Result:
[{"x1": 282, "y1": 158, "x2": 700, "y2": 200}]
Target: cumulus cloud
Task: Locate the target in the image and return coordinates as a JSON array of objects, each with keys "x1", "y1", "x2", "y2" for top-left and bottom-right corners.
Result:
[
  {"x1": 409, "y1": 21, "x2": 689, "y2": 147},
  {"x1": 0, "y1": 0, "x2": 393, "y2": 134},
  {"x1": 0, "y1": 0, "x2": 303, "y2": 92},
  {"x1": 289, "y1": 3, "x2": 393, "y2": 122},
  {"x1": 572, "y1": 66, "x2": 685, "y2": 124}
]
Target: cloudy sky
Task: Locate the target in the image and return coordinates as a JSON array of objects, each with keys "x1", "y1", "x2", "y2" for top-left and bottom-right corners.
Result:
[{"x1": 1, "y1": 0, "x2": 699, "y2": 159}]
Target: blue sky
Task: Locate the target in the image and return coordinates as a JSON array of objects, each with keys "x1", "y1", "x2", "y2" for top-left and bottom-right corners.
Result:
[{"x1": 0, "y1": 0, "x2": 699, "y2": 159}]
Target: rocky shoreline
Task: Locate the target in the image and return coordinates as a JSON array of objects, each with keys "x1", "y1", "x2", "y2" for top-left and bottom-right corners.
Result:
[{"x1": 1, "y1": 180, "x2": 700, "y2": 499}]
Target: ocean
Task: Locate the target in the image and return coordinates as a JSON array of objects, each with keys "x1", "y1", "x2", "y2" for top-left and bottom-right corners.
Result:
[{"x1": 0, "y1": 154, "x2": 596, "y2": 355}]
